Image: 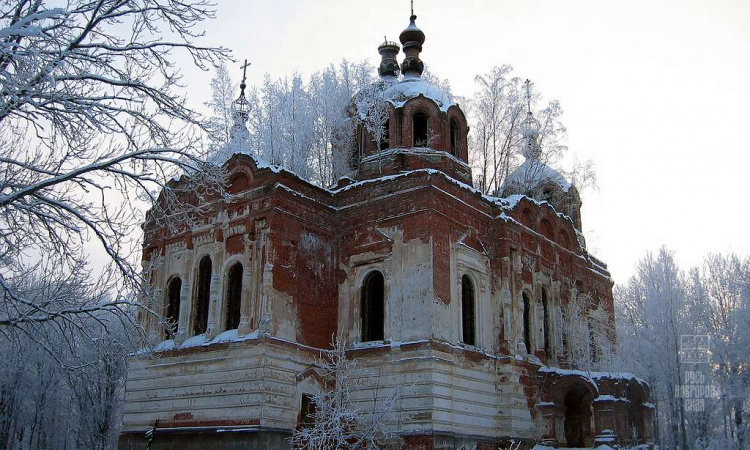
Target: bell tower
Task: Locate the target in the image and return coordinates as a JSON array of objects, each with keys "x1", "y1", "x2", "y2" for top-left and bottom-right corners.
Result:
[{"x1": 348, "y1": 10, "x2": 472, "y2": 185}]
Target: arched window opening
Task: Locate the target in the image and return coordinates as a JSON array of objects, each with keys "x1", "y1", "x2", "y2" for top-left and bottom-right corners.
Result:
[
  {"x1": 413, "y1": 112, "x2": 429, "y2": 147},
  {"x1": 225, "y1": 262, "x2": 243, "y2": 330},
  {"x1": 379, "y1": 119, "x2": 390, "y2": 151},
  {"x1": 450, "y1": 119, "x2": 460, "y2": 156},
  {"x1": 193, "y1": 256, "x2": 212, "y2": 335},
  {"x1": 300, "y1": 394, "x2": 316, "y2": 429},
  {"x1": 461, "y1": 275, "x2": 476, "y2": 346},
  {"x1": 165, "y1": 277, "x2": 182, "y2": 334},
  {"x1": 540, "y1": 219, "x2": 554, "y2": 241},
  {"x1": 558, "y1": 230, "x2": 570, "y2": 249},
  {"x1": 542, "y1": 289, "x2": 551, "y2": 355},
  {"x1": 561, "y1": 307, "x2": 569, "y2": 360},
  {"x1": 361, "y1": 271, "x2": 385, "y2": 342},
  {"x1": 351, "y1": 125, "x2": 363, "y2": 170},
  {"x1": 523, "y1": 292, "x2": 531, "y2": 353}
]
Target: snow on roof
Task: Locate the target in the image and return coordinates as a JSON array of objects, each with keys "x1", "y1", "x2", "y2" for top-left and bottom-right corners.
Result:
[
  {"x1": 538, "y1": 366, "x2": 648, "y2": 386},
  {"x1": 153, "y1": 329, "x2": 261, "y2": 352},
  {"x1": 503, "y1": 158, "x2": 572, "y2": 193},
  {"x1": 382, "y1": 78, "x2": 456, "y2": 112},
  {"x1": 207, "y1": 139, "x2": 284, "y2": 174}
]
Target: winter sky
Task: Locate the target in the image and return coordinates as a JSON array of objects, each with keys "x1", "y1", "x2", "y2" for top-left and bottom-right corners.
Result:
[{"x1": 174, "y1": 0, "x2": 750, "y2": 283}]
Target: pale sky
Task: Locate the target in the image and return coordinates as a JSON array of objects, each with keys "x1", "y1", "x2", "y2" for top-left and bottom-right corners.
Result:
[{"x1": 173, "y1": 0, "x2": 750, "y2": 284}]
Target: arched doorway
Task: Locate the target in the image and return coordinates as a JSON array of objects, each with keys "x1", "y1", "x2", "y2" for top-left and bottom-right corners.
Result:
[{"x1": 563, "y1": 383, "x2": 594, "y2": 447}]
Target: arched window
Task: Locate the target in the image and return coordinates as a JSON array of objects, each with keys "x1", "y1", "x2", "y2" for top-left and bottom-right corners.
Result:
[
  {"x1": 561, "y1": 307, "x2": 569, "y2": 359},
  {"x1": 361, "y1": 271, "x2": 384, "y2": 342},
  {"x1": 461, "y1": 275, "x2": 476, "y2": 346},
  {"x1": 413, "y1": 112, "x2": 429, "y2": 147},
  {"x1": 542, "y1": 289, "x2": 550, "y2": 355},
  {"x1": 379, "y1": 119, "x2": 390, "y2": 151},
  {"x1": 540, "y1": 219, "x2": 554, "y2": 241},
  {"x1": 165, "y1": 277, "x2": 182, "y2": 334},
  {"x1": 225, "y1": 262, "x2": 243, "y2": 330},
  {"x1": 523, "y1": 292, "x2": 531, "y2": 353},
  {"x1": 450, "y1": 119, "x2": 460, "y2": 156},
  {"x1": 193, "y1": 256, "x2": 212, "y2": 335}
]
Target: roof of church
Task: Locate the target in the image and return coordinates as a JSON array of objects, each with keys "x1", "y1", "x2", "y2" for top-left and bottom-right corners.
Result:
[
  {"x1": 382, "y1": 78, "x2": 456, "y2": 112},
  {"x1": 503, "y1": 158, "x2": 572, "y2": 193}
]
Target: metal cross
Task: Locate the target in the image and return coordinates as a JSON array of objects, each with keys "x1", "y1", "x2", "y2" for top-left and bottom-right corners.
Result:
[
  {"x1": 241, "y1": 59, "x2": 251, "y2": 85},
  {"x1": 411, "y1": 0, "x2": 414, "y2": 16}
]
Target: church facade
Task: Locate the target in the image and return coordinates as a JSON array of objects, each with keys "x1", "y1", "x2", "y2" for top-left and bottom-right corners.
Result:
[{"x1": 119, "y1": 13, "x2": 653, "y2": 450}]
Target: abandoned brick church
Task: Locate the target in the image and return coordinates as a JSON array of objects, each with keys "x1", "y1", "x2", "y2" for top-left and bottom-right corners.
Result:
[{"x1": 119, "y1": 11, "x2": 654, "y2": 450}]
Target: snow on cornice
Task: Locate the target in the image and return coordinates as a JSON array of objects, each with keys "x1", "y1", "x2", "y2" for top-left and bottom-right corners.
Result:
[
  {"x1": 382, "y1": 78, "x2": 456, "y2": 112},
  {"x1": 538, "y1": 366, "x2": 648, "y2": 387},
  {"x1": 360, "y1": 147, "x2": 470, "y2": 168}
]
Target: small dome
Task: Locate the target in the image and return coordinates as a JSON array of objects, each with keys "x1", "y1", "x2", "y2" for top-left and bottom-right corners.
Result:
[
  {"x1": 503, "y1": 159, "x2": 571, "y2": 193},
  {"x1": 399, "y1": 15, "x2": 425, "y2": 47}
]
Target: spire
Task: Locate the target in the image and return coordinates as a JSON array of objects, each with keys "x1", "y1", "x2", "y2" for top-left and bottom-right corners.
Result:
[
  {"x1": 378, "y1": 37, "x2": 400, "y2": 81},
  {"x1": 399, "y1": 2, "x2": 425, "y2": 79},
  {"x1": 520, "y1": 79, "x2": 541, "y2": 160},
  {"x1": 229, "y1": 60, "x2": 251, "y2": 146}
]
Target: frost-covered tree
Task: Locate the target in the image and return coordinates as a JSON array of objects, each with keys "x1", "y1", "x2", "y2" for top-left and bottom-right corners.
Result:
[
  {"x1": 205, "y1": 62, "x2": 237, "y2": 149},
  {"x1": 235, "y1": 60, "x2": 373, "y2": 186},
  {"x1": 556, "y1": 291, "x2": 616, "y2": 372},
  {"x1": 467, "y1": 66, "x2": 580, "y2": 196},
  {"x1": 691, "y1": 254, "x2": 750, "y2": 448},
  {"x1": 616, "y1": 248, "x2": 691, "y2": 450},
  {"x1": 290, "y1": 337, "x2": 404, "y2": 449},
  {"x1": 0, "y1": 0, "x2": 228, "y2": 446},
  {"x1": 0, "y1": 0, "x2": 229, "y2": 348}
]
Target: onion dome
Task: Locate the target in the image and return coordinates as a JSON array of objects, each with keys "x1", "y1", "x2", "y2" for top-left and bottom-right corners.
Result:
[
  {"x1": 210, "y1": 62, "x2": 252, "y2": 165},
  {"x1": 229, "y1": 62, "x2": 251, "y2": 145},
  {"x1": 520, "y1": 110, "x2": 541, "y2": 160},
  {"x1": 399, "y1": 14, "x2": 425, "y2": 78},
  {"x1": 378, "y1": 38, "x2": 400, "y2": 80},
  {"x1": 520, "y1": 79, "x2": 541, "y2": 160}
]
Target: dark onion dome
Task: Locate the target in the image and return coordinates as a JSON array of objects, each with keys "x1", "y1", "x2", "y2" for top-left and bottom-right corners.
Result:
[
  {"x1": 377, "y1": 39, "x2": 400, "y2": 79},
  {"x1": 400, "y1": 14, "x2": 425, "y2": 77},
  {"x1": 399, "y1": 14, "x2": 425, "y2": 48}
]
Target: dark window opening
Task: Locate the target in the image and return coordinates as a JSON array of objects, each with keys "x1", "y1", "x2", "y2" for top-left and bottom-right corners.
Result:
[
  {"x1": 461, "y1": 275, "x2": 476, "y2": 346},
  {"x1": 351, "y1": 125, "x2": 363, "y2": 170},
  {"x1": 523, "y1": 292, "x2": 531, "y2": 353},
  {"x1": 361, "y1": 271, "x2": 385, "y2": 342},
  {"x1": 561, "y1": 308, "x2": 569, "y2": 360},
  {"x1": 542, "y1": 289, "x2": 550, "y2": 355},
  {"x1": 300, "y1": 394, "x2": 316, "y2": 428},
  {"x1": 193, "y1": 256, "x2": 212, "y2": 335},
  {"x1": 413, "y1": 112, "x2": 429, "y2": 147},
  {"x1": 225, "y1": 262, "x2": 243, "y2": 330},
  {"x1": 379, "y1": 119, "x2": 390, "y2": 151},
  {"x1": 165, "y1": 277, "x2": 182, "y2": 335},
  {"x1": 450, "y1": 119, "x2": 460, "y2": 156}
]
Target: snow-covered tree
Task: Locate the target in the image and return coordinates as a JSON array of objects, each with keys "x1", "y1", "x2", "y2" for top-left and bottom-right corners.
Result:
[
  {"x1": 0, "y1": 0, "x2": 229, "y2": 348},
  {"x1": 691, "y1": 254, "x2": 750, "y2": 448},
  {"x1": 467, "y1": 66, "x2": 577, "y2": 195},
  {"x1": 205, "y1": 63, "x2": 237, "y2": 149},
  {"x1": 290, "y1": 337, "x2": 404, "y2": 449},
  {"x1": 0, "y1": 0, "x2": 228, "y2": 445},
  {"x1": 556, "y1": 291, "x2": 616, "y2": 372}
]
